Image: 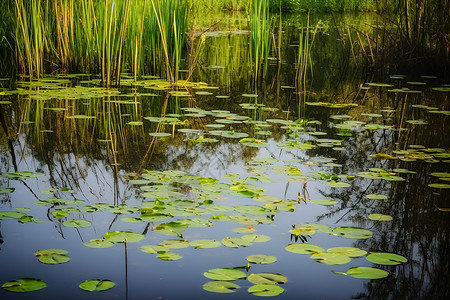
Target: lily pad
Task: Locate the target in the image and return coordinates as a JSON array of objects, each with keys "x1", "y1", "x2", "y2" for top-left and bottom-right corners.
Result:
[
  {"x1": 189, "y1": 239, "x2": 221, "y2": 249},
  {"x1": 366, "y1": 252, "x2": 408, "y2": 265},
  {"x1": 248, "y1": 284, "x2": 285, "y2": 297},
  {"x1": 233, "y1": 226, "x2": 257, "y2": 233},
  {"x1": 332, "y1": 227, "x2": 373, "y2": 239},
  {"x1": 204, "y1": 268, "x2": 247, "y2": 281},
  {"x1": 365, "y1": 194, "x2": 387, "y2": 200},
  {"x1": 368, "y1": 214, "x2": 393, "y2": 221},
  {"x1": 34, "y1": 249, "x2": 70, "y2": 264},
  {"x1": 63, "y1": 219, "x2": 92, "y2": 228},
  {"x1": 247, "y1": 273, "x2": 287, "y2": 285},
  {"x1": 2, "y1": 278, "x2": 47, "y2": 292},
  {"x1": 310, "y1": 198, "x2": 338, "y2": 206},
  {"x1": 157, "y1": 252, "x2": 183, "y2": 261},
  {"x1": 159, "y1": 240, "x2": 189, "y2": 249},
  {"x1": 103, "y1": 231, "x2": 144, "y2": 243},
  {"x1": 202, "y1": 281, "x2": 240, "y2": 293},
  {"x1": 327, "y1": 247, "x2": 367, "y2": 257},
  {"x1": 221, "y1": 237, "x2": 252, "y2": 248},
  {"x1": 332, "y1": 266, "x2": 389, "y2": 279},
  {"x1": 140, "y1": 245, "x2": 168, "y2": 254},
  {"x1": 285, "y1": 243, "x2": 324, "y2": 254},
  {"x1": 310, "y1": 253, "x2": 352, "y2": 265},
  {"x1": 83, "y1": 239, "x2": 115, "y2": 249},
  {"x1": 79, "y1": 279, "x2": 115, "y2": 291},
  {"x1": 0, "y1": 188, "x2": 15, "y2": 194},
  {"x1": 246, "y1": 255, "x2": 277, "y2": 265}
]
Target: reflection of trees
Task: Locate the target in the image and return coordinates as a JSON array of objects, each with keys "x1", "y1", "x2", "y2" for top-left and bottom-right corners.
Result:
[{"x1": 311, "y1": 89, "x2": 449, "y2": 299}]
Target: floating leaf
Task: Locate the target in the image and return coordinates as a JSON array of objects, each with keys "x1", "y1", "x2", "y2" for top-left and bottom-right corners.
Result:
[
  {"x1": 233, "y1": 226, "x2": 257, "y2": 233},
  {"x1": 241, "y1": 234, "x2": 270, "y2": 243},
  {"x1": 153, "y1": 222, "x2": 188, "y2": 237},
  {"x1": 140, "y1": 245, "x2": 168, "y2": 254},
  {"x1": 326, "y1": 181, "x2": 350, "y2": 188},
  {"x1": 189, "y1": 239, "x2": 221, "y2": 249},
  {"x1": 0, "y1": 211, "x2": 27, "y2": 220},
  {"x1": 365, "y1": 194, "x2": 387, "y2": 200},
  {"x1": 428, "y1": 183, "x2": 450, "y2": 189},
  {"x1": 327, "y1": 247, "x2": 367, "y2": 258},
  {"x1": 248, "y1": 284, "x2": 285, "y2": 297},
  {"x1": 34, "y1": 249, "x2": 70, "y2": 264},
  {"x1": 234, "y1": 205, "x2": 267, "y2": 215},
  {"x1": 285, "y1": 243, "x2": 324, "y2": 254},
  {"x1": 84, "y1": 239, "x2": 115, "y2": 249},
  {"x1": 366, "y1": 252, "x2": 408, "y2": 265},
  {"x1": 63, "y1": 219, "x2": 92, "y2": 228},
  {"x1": 332, "y1": 227, "x2": 373, "y2": 239},
  {"x1": 103, "y1": 231, "x2": 144, "y2": 243},
  {"x1": 159, "y1": 240, "x2": 189, "y2": 249},
  {"x1": 310, "y1": 198, "x2": 338, "y2": 206},
  {"x1": 157, "y1": 252, "x2": 183, "y2": 261},
  {"x1": 299, "y1": 223, "x2": 332, "y2": 234},
  {"x1": 202, "y1": 281, "x2": 240, "y2": 294},
  {"x1": 0, "y1": 188, "x2": 15, "y2": 194},
  {"x1": 79, "y1": 279, "x2": 115, "y2": 291},
  {"x1": 2, "y1": 278, "x2": 47, "y2": 292},
  {"x1": 310, "y1": 253, "x2": 351, "y2": 265},
  {"x1": 221, "y1": 237, "x2": 252, "y2": 248},
  {"x1": 332, "y1": 267, "x2": 389, "y2": 279},
  {"x1": 204, "y1": 268, "x2": 247, "y2": 281},
  {"x1": 246, "y1": 255, "x2": 277, "y2": 265},
  {"x1": 368, "y1": 214, "x2": 393, "y2": 221}
]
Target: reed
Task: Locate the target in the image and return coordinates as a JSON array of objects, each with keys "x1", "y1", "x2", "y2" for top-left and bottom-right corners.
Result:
[
  {"x1": 249, "y1": 0, "x2": 271, "y2": 86},
  {"x1": 150, "y1": 0, "x2": 187, "y2": 83}
]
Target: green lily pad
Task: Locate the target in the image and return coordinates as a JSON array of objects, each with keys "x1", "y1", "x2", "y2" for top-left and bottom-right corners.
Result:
[
  {"x1": 79, "y1": 279, "x2": 115, "y2": 291},
  {"x1": 241, "y1": 234, "x2": 270, "y2": 243},
  {"x1": 428, "y1": 183, "x2": 450, "y2": 189},
  {"x1": 366, "y1": 252, "x2": 408, "y2": 265},
  {"x1": 84, "y1": 239, "x2": 115, "y2": 249},
  {"x1": 221, "y1": 237, "x2": 252, "y2": 248},
  {"x1": 310, "y1": 198, "x2": 338, "y2": 205},
  {"x1": 247, "y1": 273, "x2": 287, "y2": 285},
  {"x1": 368, "y1": 214, "x2": 393, "y2": 221},
  {"x1": 140, "y1": 245, "x2": 168, "y2": 254},
  {"x1": 246, "y1": 255, "x2": 277, "y2": 264},
  {"x1": 248, "y1": 284, "x2": 285, "y2": 297},
  {"x1": 234, "y1": 205, "x2": 267, "y2": 215},
  {"x1": 202, "y1": 281, "x2": 240, "y2": 293},
  {"x1": 159, "y1": 240, "x2": 189, "y2": 249},
  {"x1": 149, "y1": 132, "x2": 171, "y2": 137},
  {"x1": 103, "y1": 231, "x2": 144, "y2": 243},
  {"x1": 285, "y1": 243, "x2": 324, "y2": 254},
  {"x1": 332, "y1": 266, "x2": 389, "y2": 279},
  {"x1": 34, "y1": 249, "x2": 70, "y2": 264},
  {"x1": 430, "y1": 172, "x2": 450, "y2": 178},
  {"x1": 204, "y1": 268, "x2": 247, "y2": 281},
  {"x1": 332, "y1": 227, "x2": 373, "y2": 239},
  {"x1": 153, "y1": 222, "x2": 188, "y2": 237},
  {"x1": 0, "y1": 188, "x2": 15, "y2": 194},
  {"x1": 63, "y1": 219, "x2": 92, "y2": 228},
  {"x1": 0, "y1": 211, "x2": 27, "y2": 220},
  {"x1": 189, "y1": 239, "x2": 221, "y2": 249},
  {"x1": 2, "y1": 278, "x2": 47, "y2": 292},
  {"x1": 326, "y1": 181, "x2": 350, "y2": 188},
  {"x1": 365, "y1": 194, "x2": 388, "y2": 200},
  {"x1": 289, "y1": 227, "x2": 316, "y2": 236},
  {"x1": 233, "y1": 226, "x2": 257, "y2": 233},
  {"x1": 310, "y1": 253, "x2": 351, "y2": 265},
  {"x1": 327, "y1": 247, "x2": 367, "y2": 257},
  {"x1": 299, "y1": 223, "x2": 332, "y2": 234},
  {"x1": 157, "y1": 252, "x2": 183, "y2": 261}
]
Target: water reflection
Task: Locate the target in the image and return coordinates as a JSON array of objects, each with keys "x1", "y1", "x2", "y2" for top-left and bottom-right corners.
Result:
[{"x1": 0, "y1": 12, "x2": 449, "y2": 300}]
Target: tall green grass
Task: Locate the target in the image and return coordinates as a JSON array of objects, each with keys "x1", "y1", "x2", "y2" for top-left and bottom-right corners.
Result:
[
  {"x1": 249, "y1": 0, "x2": 271, "y2": 86},
  {"x1": 10, "y1": 0, "x2": 188, "y2": 85}
]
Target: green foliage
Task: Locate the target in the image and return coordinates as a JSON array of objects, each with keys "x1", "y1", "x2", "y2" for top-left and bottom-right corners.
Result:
[{"x1": 2, "y1": 278, "x2": 47, "y2": 292}]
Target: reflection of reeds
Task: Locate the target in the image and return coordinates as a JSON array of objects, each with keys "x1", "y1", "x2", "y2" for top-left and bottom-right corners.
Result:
[{"x1": 295, "y1": 14, "x2": 319, "y2": 117}]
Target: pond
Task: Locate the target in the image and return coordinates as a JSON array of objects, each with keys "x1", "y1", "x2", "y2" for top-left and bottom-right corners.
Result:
[{"x1": 0, "y1": 11, "x2": 449, "y2": 300}]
